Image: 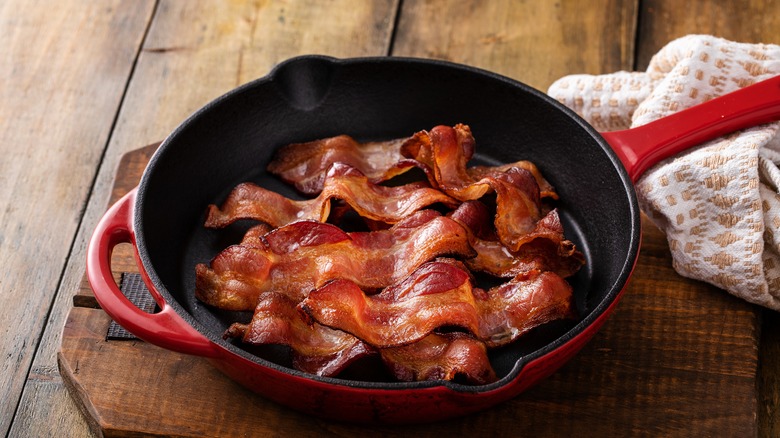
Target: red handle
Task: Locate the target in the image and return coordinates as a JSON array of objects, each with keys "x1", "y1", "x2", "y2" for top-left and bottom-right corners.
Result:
[
  {"x1": 602, "y1": 74, "x2": 780, "y2": 182},
  {"x1": 87, "y1": 188, "x2": 219, "y2": 358}
]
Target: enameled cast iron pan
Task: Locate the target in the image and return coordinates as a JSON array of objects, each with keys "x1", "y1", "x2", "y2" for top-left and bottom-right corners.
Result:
[{"x1": 88, "y1": 56, "x2": 780, "y2": 423}]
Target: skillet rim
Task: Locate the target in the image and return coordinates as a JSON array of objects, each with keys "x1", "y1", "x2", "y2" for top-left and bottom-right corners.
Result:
[{"x1": 134, "y1": 54, "x2": 642, "y2": 393}]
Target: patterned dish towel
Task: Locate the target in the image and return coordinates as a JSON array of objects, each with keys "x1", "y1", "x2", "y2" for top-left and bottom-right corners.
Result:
[{"x1": 548, "y1": 35, "x2": 780, "y2": 310}]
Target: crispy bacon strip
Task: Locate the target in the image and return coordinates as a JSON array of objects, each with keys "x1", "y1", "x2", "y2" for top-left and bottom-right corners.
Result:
[
  {"x1": 225, "y1": 292, "x2": 496, "y2": 383},
  {"x1": 264, "y1": 124, "x2": 557, "y2": 199},
  {"x1": 477, "y1": 271, "x2": 576, "y2": 347},
  {"x1": 380, "y1": 332, "x2": 497, "y2": 385},
  {"x1": 266, "y1": 135, "x2": 426, "y2": 195},
  {"x1": 449, "y1": 201, "x2": 585, "y2": 278},
  {"x1": 299, "y1": 259, "x2": 576, "y2": 349},
  {"x1": 195, "y1": 211, "x2": 475, "y2": 310},
  {"x1": 400, "y1": 124, "x2": 557, "y2": 199},
  {"x1": 466, "y1": 234, "x2": 584, "y2": 279},
  {"x1": 239, "y1": 223, "x2": 274, "y2": 246},
  {"x1": 401, "y1": 125, "x2": 554, "y2": 252},
  {"x1": 400, "y1": 124, "x2": 475, "y2": 190},
  {"x1": 467, "y1": 163, "x2": 557, "y2": 200},
  {"x1": 205, "y1": 163, "x2": 458, "y2": 228},
  {"x1": 489, "y1": 167, "x2": 546, "y2": 252},
  {"x1": 224, "y1": 292, "x2": 375, "y2": 377}
]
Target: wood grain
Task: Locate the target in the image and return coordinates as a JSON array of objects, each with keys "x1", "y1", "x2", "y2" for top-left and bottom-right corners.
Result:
[
  {"x1": 11, "y1": 0, "x2": 780, "y2": 435},
  {"x1": 0, "y1": 1, "x2": 155, "y2": 435},
  {"x1": 16, "y1": 0, "x2": 399, "y2": 436},
  {"x1": 391, "y1": 0, "x2": 638, "y2": 90},
  {"x1": 760, "y1": 309, "x2": 780, "y2": 438},
  {"x1": 108, "y1": 0, "x2": 399, "y2": 152},
  {"x1": 60, "y1": 308, "x2": 315, "y2": 437},
  {"x1": 636, "y1": 0, "x2": 780, "y2": 69}
]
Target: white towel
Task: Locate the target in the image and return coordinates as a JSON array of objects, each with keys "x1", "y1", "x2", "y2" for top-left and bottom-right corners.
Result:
[{"x1": 548, "y1": 35, "x2": 780, "y2": 310}]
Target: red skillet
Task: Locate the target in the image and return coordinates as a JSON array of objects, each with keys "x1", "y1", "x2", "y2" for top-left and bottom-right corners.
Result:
[{"x1": 87, "y1": 56, "x2": 780, "y2": 423}]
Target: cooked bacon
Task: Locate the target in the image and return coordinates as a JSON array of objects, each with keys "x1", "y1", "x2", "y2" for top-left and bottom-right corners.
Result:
[
  {"x1": 380, "y1": 332, "x2": 497, "y2": 385},
  {"x1": 298, "y1": 260, "x2": 477, "y2": 348},
  {"x1": 199, "y1": 124, "x2": 585, "y2": 385},
  {"x1": 266, "y1": 135, "x2": 426, "y2": 195},
  {"x1": 224, "y1": 291, "x2": 496, "y2": 382},
  {"x1": 400, "y1": 124, "x2": 557, "y2": 198},
  {"x1": 489, "y1": 167, "x2": 546, "y2": 252},
  {"x1": 449, "y1": 201, "x2": 585, "y2": 278},
  {"x1": 400, "y1": 125, "x2": 556, "y2": 252},
  {"x1": 224, "y1": 292, "x2": 375, "y2": 376},
  {"x1": 205, "y1": 163, "x2": 458, "y2": 229},
  {"x1": 403, "y1": 125, "x2": 534, "y2": 204},
  {"x1": 399, "y1": 124, "x2": 475, "y2": 189},
  {"x1": 466, "y1": 235, "x2": 584, "y2": 279},
  {"x1": 239, "y1": 223, "x2": 274, "y2": 247},
  {"x1": 467, "y1": 162, "x2": 558, "y2": 200},
  {"x1": 264, "y1": 124, "x2": 557, "y2": 199},
  {"x1": 506, "y1": 208, "x2": 585, "y2": 278},
  {"x1": 195, "y1": 211, "x2": 475, "y2": 310},
  {"x1": 447, "y1": 199, "x2": 498, "y2": 240},
  {"x1": 477, "y1": 271, "x2": 576, "y2": 347},
  {"x1": 299, "y1": 259, "x2": 576, "y2": 349}
]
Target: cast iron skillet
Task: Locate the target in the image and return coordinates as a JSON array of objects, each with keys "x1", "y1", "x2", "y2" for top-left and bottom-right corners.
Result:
[{"x1": 87, "y1": 56, "x2": 780, "y2": 424}]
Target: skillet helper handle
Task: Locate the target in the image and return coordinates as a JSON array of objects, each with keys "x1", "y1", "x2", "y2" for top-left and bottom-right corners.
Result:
[
  {"x1": 87, "y1": 188, "x2": 219, "y2": 358},
  {"x1": 602, "y1": 74, "x2": 780, "y2": 182}
]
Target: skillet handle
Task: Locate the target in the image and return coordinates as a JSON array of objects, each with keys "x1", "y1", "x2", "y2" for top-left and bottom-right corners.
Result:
[
  {"x1": 602, "y1": 74, "x2": 780, "y2": 182},
  {"x1": 87, "y1": 188, "x2": 219, "y2": 358}
]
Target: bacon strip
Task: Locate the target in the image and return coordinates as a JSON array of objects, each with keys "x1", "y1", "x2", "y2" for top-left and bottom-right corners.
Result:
[
  {"x1": 264, "y1": 124, "x2": 557, "y2": 199},
  {"x1": 266, "y1": 135, "x2": 425, "y2": 195},
  {"x1": 195, "y1": 211, "x2": 475, "y2": 310},
  {"x1": 299, "y1": 259, "x2": 576, "y2": 349},
  {"x1": 401, "y1": 125, "x2": 555, "y2": 252},
  {"x1": 380, "y1": 332, "x2": 497, "y2": 385},
  {"x1": 476, "y1": 271, "x2": 576, "y2": 347},
  {"x1": 449, "y1": 201, "x2": 585, "y2": 278},
  {"x1": 224, "y1": 292, "x2": 375, "y2": 377},
  {"x1": 225, "y1": 292, "x2": 496, "y2": 383},
  {"x1": 467, "y1": 163, "x2": 558, "y2": 200},
  {"x1": 400, "y1": 124, "x2": 557, "y2": 199},
  {"x1": 466, "y1": 234, "x2": 584, "y2": 279},
  {"x1": 489, "y1": 167, "x2": 547, "y2": 252},
  {"x1": 400, "y1": 124, "x2": 475, "y2": 190},
  {"x1": 239, "y1": 223, "x2": 274, "y2": 246},
  {"x1": 205, "y1": 163, "x2": 458, "y2": 229}
]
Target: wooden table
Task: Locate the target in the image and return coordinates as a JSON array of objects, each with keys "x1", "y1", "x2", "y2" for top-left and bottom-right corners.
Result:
[{"x1": 4, "y1": 1, "x2": 780, "y2": 436}]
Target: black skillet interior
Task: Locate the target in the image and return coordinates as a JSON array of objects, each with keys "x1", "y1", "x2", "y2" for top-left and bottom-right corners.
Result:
[{"x1": 135, "y1": 55, "x2": 640, "y2": 389}]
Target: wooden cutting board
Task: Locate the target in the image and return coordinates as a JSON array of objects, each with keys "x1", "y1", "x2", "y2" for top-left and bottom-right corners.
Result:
[{"x1": 59, "y1": 144, "x2": 762, "y2": 437}]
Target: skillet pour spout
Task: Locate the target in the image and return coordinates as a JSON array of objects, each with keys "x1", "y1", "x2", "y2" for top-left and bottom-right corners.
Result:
[{"x1": 87, "y1": 55, "x2": 777, "y2": 423}]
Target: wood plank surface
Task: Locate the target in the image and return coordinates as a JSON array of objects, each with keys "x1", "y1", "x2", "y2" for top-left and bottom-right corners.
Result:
[
  {"x1": 12, "y1": 1, "x2": 398, "y2": 436},
  {"x1": 0, "y1": 1, "x2": 156, "y2": 435},
  {"x1": 58, "y1": 0, "x2": 763, "y2": 436},
  {"x1": 636, "y1": 0, "x2": 780, "y2": 69},
  {"x1": 391, "y1": 0, "x2": 638, "y2": 90},
  {"x1": 9, "y1": 0, "x2": 780, "y2": 436}
]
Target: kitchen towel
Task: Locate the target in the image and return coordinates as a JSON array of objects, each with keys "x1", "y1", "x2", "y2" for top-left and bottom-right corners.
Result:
[{"x1": 548, "y1": 34, "x2": 780, "y2": 310}]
